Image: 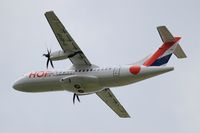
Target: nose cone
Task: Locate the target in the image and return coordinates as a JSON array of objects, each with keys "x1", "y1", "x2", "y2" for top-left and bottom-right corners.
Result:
[
  {"x1": 13, "y1": 80, "x2": 20, "y2": 90},
  {"x1": 13, "y1": 77, "x2": 25, "y2": 91},
  {"x1": 13, "y1": 81, "x2": 17, "y2": 90}
]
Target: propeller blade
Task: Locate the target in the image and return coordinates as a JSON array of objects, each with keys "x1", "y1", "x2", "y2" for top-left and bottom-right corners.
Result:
[
  {"x1": 43, "y1": 48, "x2": 54, "y2": 69},
  {"x1": 73, "y1": 93, "x2": 80, "y2": 104},
  {"x1": 46, "y1": 59, "x2": 49, "y2": 68},
  {"x1": 76, "y1": 95, "x2": 80, "y2": 102},
  {"x1": 47, "y1": 49, "x2": 50, "y2": 55},
  {"x1": 73, "y1": 93, "x2": 76, "y2": 104},
  {"x1": 50, "y1": 59, "x2": 54, "y2": 68}
]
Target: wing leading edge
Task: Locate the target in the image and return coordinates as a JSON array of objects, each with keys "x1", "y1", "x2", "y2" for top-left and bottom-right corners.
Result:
[
  {"x1": 96, "y1": 88, "x2": 130, "y2": 118},
  {"x1": 45, "y1": 11, "x2": 91, "y2": 66}
]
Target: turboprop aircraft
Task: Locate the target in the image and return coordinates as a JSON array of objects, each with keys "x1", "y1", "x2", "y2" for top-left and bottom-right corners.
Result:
[{"x1": 13, "y1": 11, "x2": 187, "y2": 118}]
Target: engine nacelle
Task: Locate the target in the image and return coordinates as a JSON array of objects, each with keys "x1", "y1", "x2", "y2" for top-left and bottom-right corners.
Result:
[
  {"x1": 50, "y1": 50, "x2": 83, "y2": 61},
  {"x1": 50, "y1": 50, "x2": 70, "y2": 61}
]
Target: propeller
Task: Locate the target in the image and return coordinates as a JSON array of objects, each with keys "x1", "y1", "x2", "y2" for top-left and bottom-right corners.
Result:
[
  {"x1": 43, "y1": 49, "x2": 54, "y2": 69},
  {"x1": 73, "y1": 93, "x2": 80, "y2": 104}
]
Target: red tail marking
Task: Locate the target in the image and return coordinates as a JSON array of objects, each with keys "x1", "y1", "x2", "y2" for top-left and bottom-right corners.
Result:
[{"x1": 143, "y1": 37, "x2": 181, "y2": 66}]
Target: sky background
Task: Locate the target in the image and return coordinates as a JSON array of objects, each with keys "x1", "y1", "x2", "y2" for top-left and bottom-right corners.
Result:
[{"x1": 0, "y1": 0, "x2": 200, "y2": 133}]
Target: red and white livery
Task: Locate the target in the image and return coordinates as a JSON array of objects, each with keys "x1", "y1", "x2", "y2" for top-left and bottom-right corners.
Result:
[{"x1": 13, "y1": 11, "x2": 187, "y2": 118}]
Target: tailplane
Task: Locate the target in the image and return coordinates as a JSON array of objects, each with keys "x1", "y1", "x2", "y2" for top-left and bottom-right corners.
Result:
[{"x1": 143, "y1": 26, "x2": 186, "y2": 67}]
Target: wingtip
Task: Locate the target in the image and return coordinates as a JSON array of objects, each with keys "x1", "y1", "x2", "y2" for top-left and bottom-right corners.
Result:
[
  {"x1": 157, "y1": 25, "x2": 166, "y2": 29},
  {"x1": 119, "y1": 114, "x2": 131, "y2": 118},
  {"x1": 45, "y1": 10, "x2": 54, "y2": 15}
]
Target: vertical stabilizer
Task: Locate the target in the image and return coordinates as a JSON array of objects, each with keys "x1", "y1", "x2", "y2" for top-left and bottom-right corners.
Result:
[{"x1": 143, "y1": 26, "x2": 187, "y2": 67}]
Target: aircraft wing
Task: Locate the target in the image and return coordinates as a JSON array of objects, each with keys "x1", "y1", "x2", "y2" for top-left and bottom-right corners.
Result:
[
  {"x1": 96, "y1": 88, "x2": 130, "y2": 118},
  {"x1": 45, "y1": 11, "x2": 91, "y2": 66}
]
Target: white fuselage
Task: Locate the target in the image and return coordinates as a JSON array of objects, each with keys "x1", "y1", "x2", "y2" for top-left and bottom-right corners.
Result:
[{"x1": 13, "y1": 65, "x2": 174, "y2": 95}]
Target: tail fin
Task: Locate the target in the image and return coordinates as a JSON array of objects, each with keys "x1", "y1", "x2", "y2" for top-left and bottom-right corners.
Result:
[{"x1": 143, "y1": 26, "x2": 187, "y2": 67}]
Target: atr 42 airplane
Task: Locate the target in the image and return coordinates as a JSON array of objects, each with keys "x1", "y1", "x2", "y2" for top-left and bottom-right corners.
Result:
[{"x1": 13, "y1": 11, "x2": 187, "y2": 118}]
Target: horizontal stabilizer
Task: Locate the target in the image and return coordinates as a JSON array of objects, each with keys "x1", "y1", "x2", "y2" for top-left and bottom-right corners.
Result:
[{"x1": 174, "y1": 44, "x2": 187, "y2": 58}]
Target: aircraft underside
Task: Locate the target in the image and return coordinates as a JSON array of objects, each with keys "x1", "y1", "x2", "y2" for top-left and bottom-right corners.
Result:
[{"x1": 13, "y1": 11, "x2": 186, "y2": 118}]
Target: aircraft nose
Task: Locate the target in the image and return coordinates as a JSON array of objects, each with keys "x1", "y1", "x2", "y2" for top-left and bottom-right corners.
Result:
[
  {"x1": 13, "y1": 80, "x2": 20, "y2": 90},
  {"x1": 13, "y1": 78, "x2": 25, "y2": 91}
]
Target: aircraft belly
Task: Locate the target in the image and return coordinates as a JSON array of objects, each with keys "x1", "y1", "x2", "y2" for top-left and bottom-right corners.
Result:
[
  {"x1": 25, "y1": 83, "x2": 62, "y2": 92},
  {"x1": 17, "y1": 78, "x2": 63, "y2": 92},
  {"x1": 60, "y1": 75, "x2": 103, "y2": 94},
  {"x1": 62, "y1": 83, "x2": 102, "y2": 94}
]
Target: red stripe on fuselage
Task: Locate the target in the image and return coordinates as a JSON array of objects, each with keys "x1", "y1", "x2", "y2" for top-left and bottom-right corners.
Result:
[{"x1": 143, "y1": 37, "x2": 181, "y2": 66}]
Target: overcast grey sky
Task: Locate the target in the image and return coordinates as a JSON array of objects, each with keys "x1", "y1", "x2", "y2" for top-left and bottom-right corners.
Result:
[{"x1": 0, "y1": 0, "x2": 200, "y2": 133}]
